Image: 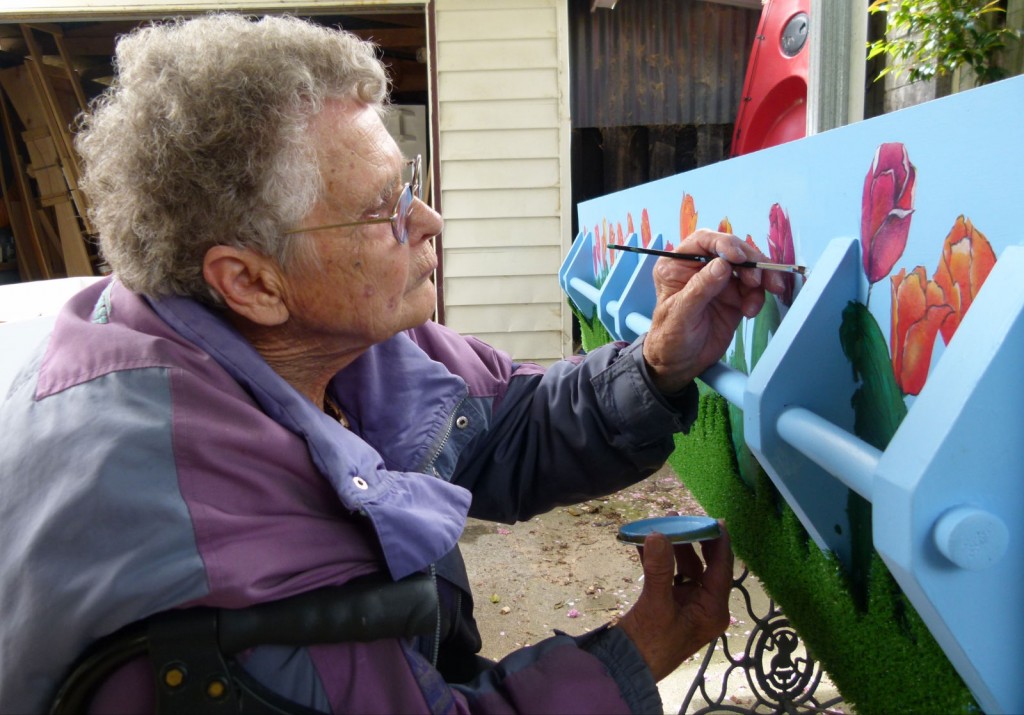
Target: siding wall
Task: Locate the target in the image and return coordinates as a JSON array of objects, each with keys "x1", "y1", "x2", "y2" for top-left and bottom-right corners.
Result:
[{"x1": 435, "y1": 0, "x2": 572, "y2": 363}]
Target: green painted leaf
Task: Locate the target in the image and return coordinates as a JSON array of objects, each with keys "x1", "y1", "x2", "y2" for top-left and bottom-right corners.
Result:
[
  {"x1": 839, "y1": 301, "x2": 908, "y2": 450},
  {"x1": 727, "y1": 303, "x2": 782, "y2": 492},
  {"x1": 839, "y1": 300, "x2": 908, "y2": 609},
  {"x1": 726, "y1": 322, "x2": 759, "y2": 488},
  {"x1": 751, "y1": 295, "x2": 781, "y2": 371}
]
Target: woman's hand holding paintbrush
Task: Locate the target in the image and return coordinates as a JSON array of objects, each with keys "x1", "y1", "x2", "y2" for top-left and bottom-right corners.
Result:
[{"x1": 636, "y1": 229, "x2": 791, "y2": 394}]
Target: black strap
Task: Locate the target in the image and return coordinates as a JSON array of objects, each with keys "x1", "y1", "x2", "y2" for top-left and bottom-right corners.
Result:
[{"x1": 50, "y1": 573, "x2": 438, "y2": 715}]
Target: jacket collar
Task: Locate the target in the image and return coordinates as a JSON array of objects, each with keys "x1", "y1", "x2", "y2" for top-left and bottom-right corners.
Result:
[{"x1": 148, "y1": 292, "x2": 470, "y2": 580}]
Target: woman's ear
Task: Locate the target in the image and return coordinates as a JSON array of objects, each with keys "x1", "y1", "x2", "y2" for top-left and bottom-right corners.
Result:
[{"x1": 203, "y1": 246, "x2": 290, "y2": 326}]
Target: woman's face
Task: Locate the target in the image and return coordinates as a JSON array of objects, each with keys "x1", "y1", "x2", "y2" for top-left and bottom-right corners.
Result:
[{"x1": 280, "y1": 99, "x2": 442, "y2": 352}]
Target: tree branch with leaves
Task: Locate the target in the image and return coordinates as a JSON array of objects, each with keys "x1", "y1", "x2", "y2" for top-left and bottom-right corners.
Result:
[{"x1": 867, "y1": 0, "x2": 1021, "y2": 85}]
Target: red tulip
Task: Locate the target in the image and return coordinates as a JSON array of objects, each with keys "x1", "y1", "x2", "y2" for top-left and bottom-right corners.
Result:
[
  {"x1": 768, "y1": 204, "x2": 796, "y2": 305},
  {"x1": 932, "y1": 215, "x2": 997, "y2": 345},
  {"x1": 640, "y1": 209, "x2": 652, "y2": 248},
  {"x1": 862, "y1": 143, "x2": 916, "y2": 284},
  {"x1": 890, "y1": 266, "x2": 952, "y2": 395}
]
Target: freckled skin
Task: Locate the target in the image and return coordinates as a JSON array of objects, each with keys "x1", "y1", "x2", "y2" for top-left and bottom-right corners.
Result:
[{"x1": 239, "y1": 98, "x2": 443, "y2": 405}]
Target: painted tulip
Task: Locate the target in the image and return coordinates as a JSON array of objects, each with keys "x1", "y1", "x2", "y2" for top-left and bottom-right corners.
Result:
[
  {"x1": 680, "y1": 194, "x2": 698, "y2": 243},
  {"x1": 890, "y1": 266, "x2": 952, "y2": 395},
  {"x1": 768, "y1": 203, "x2": 796, "y2": 305},
  {"x1": 718, "y1": 217, "x2": 732, "y2": 234},
  {"x1": 862, "y1": 142, "x2": 916, "y2": 283},
  {"x1": 640, "y1": 208, "x2": 652, "y2": 248},
  {"x1": 932, "y1": 215, "x2": 997, "y2": 345}
]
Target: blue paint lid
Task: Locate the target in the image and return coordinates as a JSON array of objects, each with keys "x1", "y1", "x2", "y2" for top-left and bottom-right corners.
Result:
[{"x1": 616, "y1": 515, "x2": 721, "y2": 545}]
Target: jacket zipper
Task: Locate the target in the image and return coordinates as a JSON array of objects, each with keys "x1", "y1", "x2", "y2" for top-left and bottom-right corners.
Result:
[
  {"x1": 419, "y1": 396, "x2": 467, "y2": 478},
  {"x1": 430, "y1": 563, "x2": 441, "y2": 666}
]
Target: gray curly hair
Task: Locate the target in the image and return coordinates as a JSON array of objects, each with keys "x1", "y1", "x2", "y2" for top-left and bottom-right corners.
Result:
[{"x1": 74, "y1": 13, "x2": 389, "y2": 302}]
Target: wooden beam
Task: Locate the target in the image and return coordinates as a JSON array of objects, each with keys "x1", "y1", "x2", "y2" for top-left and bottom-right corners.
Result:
[{"x1": 19, "y1": 36, "x2": 94, "y2": 235}]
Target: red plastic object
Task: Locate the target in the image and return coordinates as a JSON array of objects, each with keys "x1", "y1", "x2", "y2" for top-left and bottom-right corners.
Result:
[{"x1": 731, "y1": 0, "x2": 811, "y2": 157}]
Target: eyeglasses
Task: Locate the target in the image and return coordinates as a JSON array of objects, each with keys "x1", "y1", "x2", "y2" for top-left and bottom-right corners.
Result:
[{"x1": 285, "y1": 154, "x2": 422, "y2": 245}]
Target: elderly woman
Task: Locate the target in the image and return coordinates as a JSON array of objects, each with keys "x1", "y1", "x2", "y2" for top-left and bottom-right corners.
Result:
[{"x1": 0, "y1": 13, "x2": 783, "y2": 715}]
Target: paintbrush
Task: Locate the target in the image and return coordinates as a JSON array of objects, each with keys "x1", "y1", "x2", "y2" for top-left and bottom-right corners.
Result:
[{"x1": 608, "y1": 244, "x2": 807, "y2": 275}]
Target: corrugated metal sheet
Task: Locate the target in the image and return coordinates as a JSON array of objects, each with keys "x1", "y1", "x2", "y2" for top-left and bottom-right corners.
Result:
[{"x1": 571, "y1": 0, "x2": 760, "y2": 127}]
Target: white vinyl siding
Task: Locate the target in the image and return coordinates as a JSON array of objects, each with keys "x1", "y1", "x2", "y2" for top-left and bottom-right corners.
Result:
[{"x1": 435, "y1": 0, "x2": 572, "y2": 364}]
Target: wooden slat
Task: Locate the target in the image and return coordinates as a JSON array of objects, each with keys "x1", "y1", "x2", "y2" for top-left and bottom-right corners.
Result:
[
  {"x1": 40, "y1": 24, "x2": 90, "y2": 112},
  {"x1": 20, "y1": 25, "x2": 93, "y2": 235},
  {"x1": 21, "y1": 128, "x2": 91, "y2": 275},
  {"x1": 34, "y1": 210, "x2": 65, "y2": 267},
  {"x1": 22, "y1": 128, "x2": 65, "y2": 205},
  {"x1": 53, "y1": 200, "x2": 92, "y2": 276}
]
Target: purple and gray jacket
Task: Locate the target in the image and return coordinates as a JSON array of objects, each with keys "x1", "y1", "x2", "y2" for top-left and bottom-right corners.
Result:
[{"x1": 0, "y1": 277, "x2": 697, "y2": 714}]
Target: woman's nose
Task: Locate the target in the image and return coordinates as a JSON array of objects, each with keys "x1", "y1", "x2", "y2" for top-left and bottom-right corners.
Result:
[{"x1": 409, "y1": 197, "x2": 444, "y2": 243}]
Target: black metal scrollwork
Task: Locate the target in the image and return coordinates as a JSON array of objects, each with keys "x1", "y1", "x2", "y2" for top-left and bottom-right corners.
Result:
[{"x1": 679, "y1": 568, "x2": 846, "y2": 714}]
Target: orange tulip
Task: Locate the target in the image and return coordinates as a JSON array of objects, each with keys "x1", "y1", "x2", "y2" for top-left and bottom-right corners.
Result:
[
  {"x1": 890, "y1": 266, "x2": 953, "y2": 395},
  {"x1": 640, "y1": 209, "x2": 652, "y2": 248},
  {"x1": 718, "y1": 217, "x2": 733, "y2": 234},
  {"x1": 932, "y1": 216, "x2": 997, "y2": 345},
  {"x1": 680, "y1": 194, "x2": 697, "y2": 243}
]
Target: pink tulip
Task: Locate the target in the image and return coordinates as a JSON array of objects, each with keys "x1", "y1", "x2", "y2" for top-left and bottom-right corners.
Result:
[
  {"x1": 768, "y1": 204, "x2": 796, "y2": 305},
  {"x1": 862, "y1": 143, "x2": 916, "y2": 283}
]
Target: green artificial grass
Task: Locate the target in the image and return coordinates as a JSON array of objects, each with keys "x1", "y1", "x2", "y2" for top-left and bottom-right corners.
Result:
[
  {"x1": 574, "y1": 302, "x2": 614, "y2": 350},
  {"x1": 670, "y1": 393, "x2": 978, "y2": 715},
  {"x1": 571, "y1": 305, "x2": 978, "y2": 714}
]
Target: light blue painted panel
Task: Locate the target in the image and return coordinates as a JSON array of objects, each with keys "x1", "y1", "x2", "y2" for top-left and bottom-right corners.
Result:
[{"x1": 561, "y1": 76, "x2": 1024, "y2": 714}]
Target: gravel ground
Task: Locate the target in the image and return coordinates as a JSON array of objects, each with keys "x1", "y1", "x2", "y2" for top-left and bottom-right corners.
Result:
[{"x1": 459, "y1": 463, "x2": 846, "y2": 714}]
